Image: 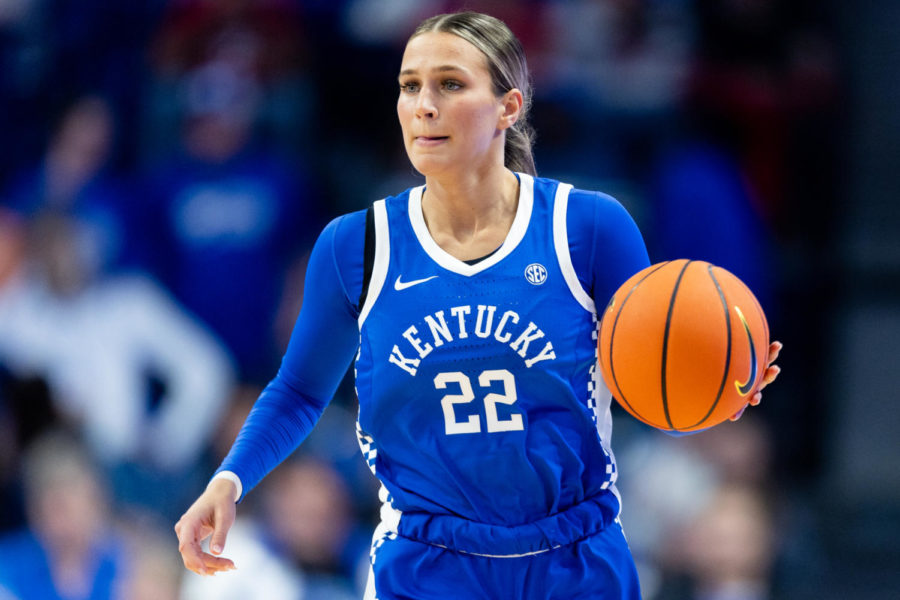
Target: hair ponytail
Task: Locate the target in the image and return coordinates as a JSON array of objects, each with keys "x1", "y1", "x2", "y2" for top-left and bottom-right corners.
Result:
[
  {"x1": 505, "y1": 119, "x2": 537, "y2": 176},
  {"x1": 412, "y1": 11, "x2": 537, "y2": 176}
]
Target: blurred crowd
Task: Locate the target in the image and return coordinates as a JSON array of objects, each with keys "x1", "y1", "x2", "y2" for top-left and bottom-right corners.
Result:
[{"x1": 0, "y1": 0, "x2": 846, "y2": 599}]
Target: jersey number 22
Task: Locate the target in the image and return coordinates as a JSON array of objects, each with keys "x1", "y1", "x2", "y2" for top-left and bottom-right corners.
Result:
[{"x1": 434, "y1": 369, "x2": 524, "y2": 435}]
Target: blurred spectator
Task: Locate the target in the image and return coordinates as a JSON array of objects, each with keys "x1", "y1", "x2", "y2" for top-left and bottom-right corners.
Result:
[
  {"x1": 616, "y1": 425, "x2": 720, "y2": 598},
  {"x1": 0, "y1": 363, "x2": 59, "y2": 535},
  {"x1": 2, "y1": 95, "x2": 143, "y2": 274},
  {"x1": 0, "y1": 369, "x2": 26, "y2": 535},
  {"x1": 261, "y1": 457, "x2": 366, "y2": 595},
  {"x1": 0, "y1": 208, "x2": 25, "y2": 290},
  {"x1": 146, "y1": 0, "x2": 315, "y2": 161},
  {"x1": 617, "y1": 417, "x2": 778, "y2": 599},
  {"x1": 661, "y1": 483, "x2": 777, "y2": 600},
  {"x1": 0, "y1": 210, "x2": 55, "y2": 534},
  {"x1": 0, "y1": 431, "x2": 129, "y2": 600},
  {"x1": 0, "y1": 1, "x2": 164, "y2": 183},
  {"x1": 142, "y1": 1, "x2": 324, "y2": 383},
  {"x1": 531, "y1": 0, "x2": 694, "y2": 179},
  {"x1": 114, "y1": 513, "x2": 183, "y2": 600},
  {"x1": 537, "y1": 0, "x2": 692, "y2": 115},
  {"x1": 0, "y1": 213, "x2": 233, "y2": 501},
  {"x1": 141, "y1": 54, "x2": 321, "y2": 383}
]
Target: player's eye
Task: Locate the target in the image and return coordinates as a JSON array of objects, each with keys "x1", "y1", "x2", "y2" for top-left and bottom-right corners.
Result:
[
  {"x1": 442, "y1": 80, "x2": 463, "y2": 91},
  {"x1": 399, "y1": 81, "x2": 420, "y2": 94}
]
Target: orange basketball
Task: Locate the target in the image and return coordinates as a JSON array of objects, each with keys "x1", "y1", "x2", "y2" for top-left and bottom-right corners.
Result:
[{"x1": 597, "y1": 259, "x2": 769, "y2": 432}]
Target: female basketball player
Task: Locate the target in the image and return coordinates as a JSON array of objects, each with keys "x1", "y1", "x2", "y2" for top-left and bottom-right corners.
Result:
[{"x1": 175, "y1": 12, "x2": 782, "y2": 599}]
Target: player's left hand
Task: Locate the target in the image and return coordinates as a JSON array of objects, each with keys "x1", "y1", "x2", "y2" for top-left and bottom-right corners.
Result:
[
  {"x1": 730, "y1": 340, "x2": 782, "y2": 421},
  {"x1": 175, "y1": 478, "x2": 238, "y2": 576}
]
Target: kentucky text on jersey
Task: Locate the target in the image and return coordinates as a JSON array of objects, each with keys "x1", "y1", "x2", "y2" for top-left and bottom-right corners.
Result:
[{"x1": 388, "y1": 304, "x2": 557, "y2": 376}]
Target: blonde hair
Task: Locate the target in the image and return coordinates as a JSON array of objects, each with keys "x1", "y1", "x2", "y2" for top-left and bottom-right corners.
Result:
[{"x1": 411, "y1": 12, "x2": 537, "y2": 176}]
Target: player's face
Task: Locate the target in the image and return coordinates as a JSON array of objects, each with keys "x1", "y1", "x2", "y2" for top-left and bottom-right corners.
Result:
[{"x1": 397, "y1": 32, "x2": 512, "y2": 178}]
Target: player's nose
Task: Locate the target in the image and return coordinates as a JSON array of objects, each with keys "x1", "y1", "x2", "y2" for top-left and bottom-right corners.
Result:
[{"x1": 415, "y1": 87, "x2": 438, "y2": 119}]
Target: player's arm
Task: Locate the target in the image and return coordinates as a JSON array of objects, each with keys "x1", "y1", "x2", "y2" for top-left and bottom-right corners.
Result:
[
  {"x1": 565, "y1": 189, "x2": 650, "y2": 308},
  {"x1": 573, "y1": 193, "x2": 715, "y2": 436},
  {"x1": 175, "y1": 211, "x2": 365, "y2": 575},
  {"x1": 569, "y1": 190, "x2": 782, "y2": 427}
]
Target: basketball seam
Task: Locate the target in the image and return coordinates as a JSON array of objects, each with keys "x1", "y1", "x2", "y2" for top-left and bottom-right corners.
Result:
[
  {"x1": 604, "y1": 260, "x2": 671, "y2": 428},
  {"x1": 661, "y1": 260, "x2": 693, "y2": 431},
  {"x1": 680, "y1": 264, "x2": 733, "y2": 430}
]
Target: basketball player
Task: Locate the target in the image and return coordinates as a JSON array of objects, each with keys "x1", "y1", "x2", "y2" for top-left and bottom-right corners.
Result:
[{"x1": 175, "y1": 12, "x2": 781, "y2": 599}]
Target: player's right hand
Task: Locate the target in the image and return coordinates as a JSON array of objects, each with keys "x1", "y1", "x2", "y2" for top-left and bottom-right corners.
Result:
[
  {"x1": 730, "y1": 340, "x2": 783, "y2": 421},
  {"x1": 174, "y1": 478, "x2": 238, "y2": 576}
]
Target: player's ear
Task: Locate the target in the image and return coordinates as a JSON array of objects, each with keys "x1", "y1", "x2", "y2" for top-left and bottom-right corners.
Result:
[{"x1": 497, "y1": 88, "x2": 523, "y2": 131}]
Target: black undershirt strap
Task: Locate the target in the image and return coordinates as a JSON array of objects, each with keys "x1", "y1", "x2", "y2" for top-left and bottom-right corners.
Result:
[{"x1": 358, "y1": 206, "x2": 375, "y2": 312}]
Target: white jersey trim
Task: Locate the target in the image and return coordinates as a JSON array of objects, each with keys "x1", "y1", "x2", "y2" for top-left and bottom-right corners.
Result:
[
  {"x1": 592, "y1": 370, "x2": 616, "y2": 458},
  {"x1": 359, "y1": 199, "x2": 389, "y2": 327},
  {"x1": 552, "y1": 183, "x2": 595, "y2": 313},
  {"x1": 457, "y1": 546, "x2": 556, "y2": 558},
  {"x1": 366, "y1": 485, "x2": 402, "y2": 599},
  {"x1": 364, "y1": 566, "x2": 377, "y2": 600},
  {"x1": 408, "y1": 173, "x2": 535, "y2": 277},
  {"x1": 208, "y1": 470, "x2": 242, "y2": 503}
]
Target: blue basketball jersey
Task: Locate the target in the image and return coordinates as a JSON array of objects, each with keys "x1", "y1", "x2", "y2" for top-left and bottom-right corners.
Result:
[{"x1": 355, "y1": 174, "x2": 618, "y2": 541}]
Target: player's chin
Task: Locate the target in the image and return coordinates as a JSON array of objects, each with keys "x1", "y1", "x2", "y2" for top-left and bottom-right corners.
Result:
[{"x1": 407, "y1": 153, "x2": 453, "y2": 178}]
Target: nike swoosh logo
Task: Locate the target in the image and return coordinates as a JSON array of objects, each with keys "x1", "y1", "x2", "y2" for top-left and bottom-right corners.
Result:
[
  {"x1": 733, "y1": 305, "x2": 758, "y2": 396},
  {"x1": 394, "y1": 275, "x2": 438, "y2": 291}
]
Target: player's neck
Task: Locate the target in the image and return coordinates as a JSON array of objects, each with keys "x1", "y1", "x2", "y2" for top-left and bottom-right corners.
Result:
[{"x1": 421, "y1": 167, "x2": 519, "y2": 261}]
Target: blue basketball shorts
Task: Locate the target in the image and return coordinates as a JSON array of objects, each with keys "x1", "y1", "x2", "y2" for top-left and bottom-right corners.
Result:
[{"x1": 365, "y1": 492, "x2": 641, "y2": 600}]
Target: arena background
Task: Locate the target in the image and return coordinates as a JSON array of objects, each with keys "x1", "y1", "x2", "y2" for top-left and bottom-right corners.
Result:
[{"x1": 0, "y1": 1, "x2": 897, "y2": 598}]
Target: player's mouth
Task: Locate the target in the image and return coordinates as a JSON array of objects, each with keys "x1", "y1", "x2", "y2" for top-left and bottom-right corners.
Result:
[{"x1": 414, "y1": 135, "x2": 449, "y2": 146}]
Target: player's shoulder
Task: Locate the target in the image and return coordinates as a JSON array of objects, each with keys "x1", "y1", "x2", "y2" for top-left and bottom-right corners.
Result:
[
  {"x1": 567, "y1": 185, "x2": 625, "y2": 218},
  {"x1": 314, "y1": 209, "x2": 367, "y2": 279},
  {"x1": 310, "y1": 209, "x2": 368, "y2": 310},
  {"x1": 571, "y1": 188, "x2": 636, "y2": 237},
  {"x1": 530, "y1": 175, "x2": 618, "y2": 204},
  {"x1": 531, "y1": 175, "x2": 632, "y2": 227},
  {"x1": 323, "y1": 208, "x2": 367, "y2": 242}
]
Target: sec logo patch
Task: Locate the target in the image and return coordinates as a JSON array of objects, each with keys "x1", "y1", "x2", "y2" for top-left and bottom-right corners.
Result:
[{"x1": 524, "y1": 263, "x2": 548, "y2": 285}]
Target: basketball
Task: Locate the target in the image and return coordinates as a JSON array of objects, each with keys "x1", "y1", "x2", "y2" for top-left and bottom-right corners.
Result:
[{"x1": 597, "y1": 259, "x2": 769, "y2": 432}]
